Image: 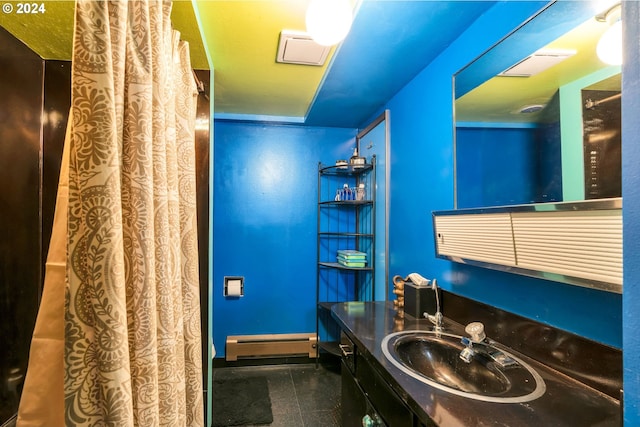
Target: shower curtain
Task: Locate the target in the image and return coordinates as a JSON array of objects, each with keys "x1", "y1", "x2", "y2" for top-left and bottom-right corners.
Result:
[{"x1": 17, "y1": 1, "x2": 204, "y2": 425}]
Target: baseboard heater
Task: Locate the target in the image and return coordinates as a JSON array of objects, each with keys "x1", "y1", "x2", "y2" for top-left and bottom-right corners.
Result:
[{"x1": 225, "y1": 333, "x2": 317, "y2": 361}]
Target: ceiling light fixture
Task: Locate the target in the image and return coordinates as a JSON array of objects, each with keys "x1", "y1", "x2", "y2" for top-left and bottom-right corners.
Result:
[
  {"x1": 596, "y1": 3, "x2": 622, "y2": 65},
  {"x1": 518, "y1": 104, "x2": 545, "y2": 114},
  {"x1": 305, "y1": 0, "x2": 352, "y2": 47},
  {"x1": 498, "y1": 49, "x2": 577, "y2": 77}
]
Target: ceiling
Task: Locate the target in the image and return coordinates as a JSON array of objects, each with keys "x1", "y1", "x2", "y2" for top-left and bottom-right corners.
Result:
[
  {"x1": 455, "y1": 4, "x2": 622, "y2": 124},
  {"x1": 192, "y1": 0, "x2": 495, "y2": 126},
  {"x1": 0, "y1": 2, "x2": 208, "y2": 67},
  {"x1": 0, "y1": 0, "x2": 494, "y2": 128},
  {"x1": 0, "y1": 1, "x2": 618, "y2": 129}
]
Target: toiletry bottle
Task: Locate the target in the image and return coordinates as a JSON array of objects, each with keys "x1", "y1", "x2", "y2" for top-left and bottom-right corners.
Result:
[
  {"x1": 350, "y1": 147, "x2": 358, "y2": 165},
  {"x1": 341, "y1": 183, "x2": 349, "y2": 200},
  {"x1": 357, "y1": 183, "x2": 365, "y2": 201}
]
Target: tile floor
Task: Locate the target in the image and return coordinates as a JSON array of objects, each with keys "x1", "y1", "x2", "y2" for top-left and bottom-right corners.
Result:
[{"x1": 212, "y1": 361, "x2": 342, "y2": 427}]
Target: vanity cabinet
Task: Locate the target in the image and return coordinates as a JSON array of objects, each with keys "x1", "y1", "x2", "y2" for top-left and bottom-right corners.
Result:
[
  {"x1": 340, "y1": 331, "x2": 429, "y2": 427},
  {"x1": 316, "y1": 158, "x2": 376, "y2": 356},
  {"x1": 333, "y1": 301, "x2": 621, "y2": 427},
  {"x1": 341, "y1": 358, "x2": 384, "y2": 427}
]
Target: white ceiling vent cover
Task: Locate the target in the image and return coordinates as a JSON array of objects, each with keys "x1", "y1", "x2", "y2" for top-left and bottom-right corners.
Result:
[
  {"x1": 276, "y1": 30, "x2": 330, "y2": 66},
  {"x1": 498, "y1": 49, "x2": 577, "y2": 77}
]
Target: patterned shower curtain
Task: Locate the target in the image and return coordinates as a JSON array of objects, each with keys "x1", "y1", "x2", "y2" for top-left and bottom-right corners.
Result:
[{"x1": 17, "y1": 1, "x2": 204, "y2": 426}]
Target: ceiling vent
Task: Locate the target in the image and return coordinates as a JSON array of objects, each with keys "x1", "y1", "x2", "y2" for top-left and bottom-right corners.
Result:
[
  {"x1": 276, "y1": 30, "x2": 330, "y2": 66},
  {"x1": 498, "y1": 49, "x2": 577, "y2": 77}
]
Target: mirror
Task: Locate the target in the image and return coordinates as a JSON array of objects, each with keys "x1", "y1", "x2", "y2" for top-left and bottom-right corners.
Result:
[{"x1": 454, "y1": 1, "x2": 622, "y2": 209}]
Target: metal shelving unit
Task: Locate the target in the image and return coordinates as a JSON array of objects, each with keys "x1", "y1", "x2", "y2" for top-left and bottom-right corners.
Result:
[{"x1": 316, "y1": 157, "x2": 376, "y2": 358}]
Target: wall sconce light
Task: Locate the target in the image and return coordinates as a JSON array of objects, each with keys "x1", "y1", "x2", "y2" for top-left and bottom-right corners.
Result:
[
  {"x1": 305, "y1": 0, "x2": 353, "y2": 46},
  {"x1": 596, "y1": 3, "x2": 622, "y2": 65}
]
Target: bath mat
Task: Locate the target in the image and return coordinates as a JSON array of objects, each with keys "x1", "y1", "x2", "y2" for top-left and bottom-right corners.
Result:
[{"x1": 213, "y1": 376, "x2": 273, "y2": 426}]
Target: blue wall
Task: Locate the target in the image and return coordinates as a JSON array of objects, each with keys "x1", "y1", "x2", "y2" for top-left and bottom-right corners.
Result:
[
  {"x1": 212, "y1": 121, "x2": 356, "y2": 357},
  {"x1": 457, "y1": 126, "x2": 538, "y2": 208},
  {"x1": 622, "y1": 2, "x2": 640, "y2": 424},
  {"x1": 456, "y1": 121, "x2": 563, "y2": 208},
  {"x1": 380, "y1": 1, "x2": 622, "y2": 348}
]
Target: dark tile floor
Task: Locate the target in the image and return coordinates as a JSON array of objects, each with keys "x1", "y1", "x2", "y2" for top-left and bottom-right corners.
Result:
[{"x1": 212, "y1": 361, "x2": 342, "y2": 427}]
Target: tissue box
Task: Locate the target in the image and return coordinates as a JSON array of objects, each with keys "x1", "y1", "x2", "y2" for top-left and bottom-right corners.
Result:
[{"x1": 404, "y1": 281, "x2": 440, "y2": 319}]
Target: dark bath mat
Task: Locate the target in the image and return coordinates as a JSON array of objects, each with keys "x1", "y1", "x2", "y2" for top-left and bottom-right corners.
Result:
[{"x1": 213, "y1": 376, "x2": 273, "y2": 427}]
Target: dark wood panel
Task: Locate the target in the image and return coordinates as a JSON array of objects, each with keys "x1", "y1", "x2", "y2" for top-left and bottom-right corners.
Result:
[
  {"x1": 42, "y1": 60, "x2": 71, "y2": 283},
  {"x1": 0, "y1": 26, "x2": 45, "y2": 424},
  {"x1": 194, "y1": 69, "x2": 211, "y2": 424}
]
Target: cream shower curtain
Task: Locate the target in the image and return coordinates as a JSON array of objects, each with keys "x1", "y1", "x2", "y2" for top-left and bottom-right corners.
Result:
[{"x1": 17, "y1": 1, "x2": 204, "y2": 426}]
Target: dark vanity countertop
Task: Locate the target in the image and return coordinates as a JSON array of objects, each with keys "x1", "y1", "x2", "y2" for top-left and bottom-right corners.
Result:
[{"x1": 331, "y1": 301, "x2": 620, "y2": 427}]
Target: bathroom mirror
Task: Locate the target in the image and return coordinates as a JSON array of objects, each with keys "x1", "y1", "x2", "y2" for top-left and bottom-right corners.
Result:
[{"x1": 453, "y1": 0, "x2": 622, "y2": 209}]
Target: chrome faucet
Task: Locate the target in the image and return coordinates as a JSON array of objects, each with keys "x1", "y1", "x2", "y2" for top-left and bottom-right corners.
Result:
[
  {"x1": 459, "y1": 321, "x2": 518, "y2": 368},
  {"x1": 422, "y1": 278, "x2": 444, "y2": 331}
]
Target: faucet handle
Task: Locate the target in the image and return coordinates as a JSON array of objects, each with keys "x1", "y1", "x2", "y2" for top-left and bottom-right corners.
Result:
[
  {"x1": 465, "y1": 322, "x2": 486, "y2": 343},
  {"x1": 423, "y1": 311, "x2": 444, "y2": 330}
]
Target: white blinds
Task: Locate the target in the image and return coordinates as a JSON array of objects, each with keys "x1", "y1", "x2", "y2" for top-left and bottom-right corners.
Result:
[
  {"x1": 433, "y1": 207, "x2": 622, "y2": 290},
  {"x1": 434, "y1": 213, "x2": 516, "y2": 266},
  {"x1": 511, "y1": 210, "x2": 622, "y2": 286}
]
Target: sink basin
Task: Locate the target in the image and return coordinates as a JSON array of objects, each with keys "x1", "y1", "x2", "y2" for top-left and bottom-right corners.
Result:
[{"x1": 381, "y1": 331, "x2": 546, "y2": 403}]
